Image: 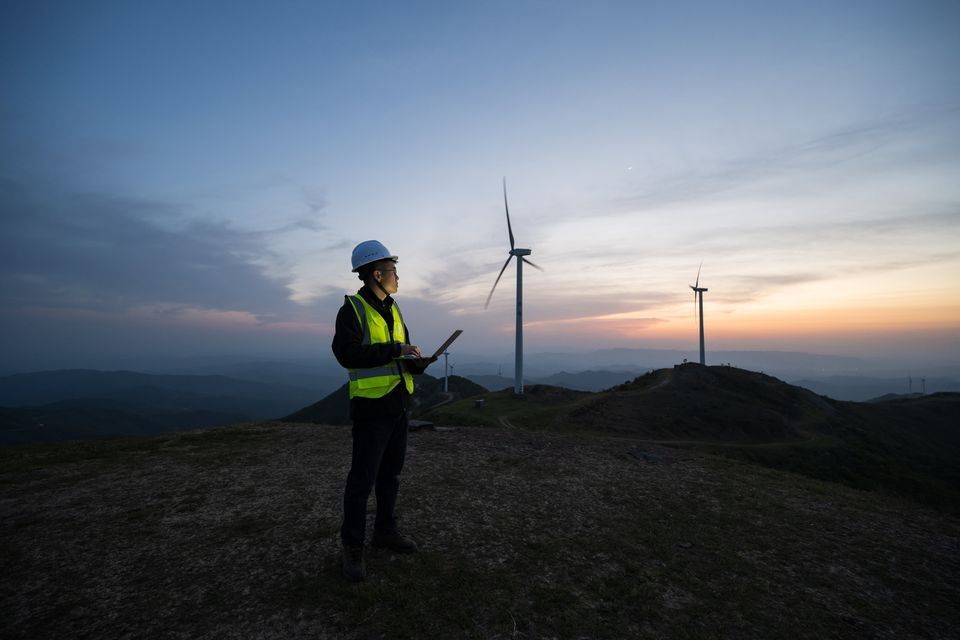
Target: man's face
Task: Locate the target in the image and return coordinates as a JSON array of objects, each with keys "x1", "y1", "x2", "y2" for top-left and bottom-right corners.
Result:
[{"x1": 375, "y1": 263, "x2": 399, "y2": 294}]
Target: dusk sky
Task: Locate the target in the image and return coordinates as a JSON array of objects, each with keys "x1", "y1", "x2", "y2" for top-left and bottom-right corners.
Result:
[{"x1": 2, "y1": 1, "x2": 958, "y2": 373}]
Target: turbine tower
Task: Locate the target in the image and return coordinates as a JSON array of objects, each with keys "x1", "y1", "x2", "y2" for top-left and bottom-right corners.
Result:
[
  {"x1": 485, "y1": 178, "x2": 543, "y2": 395},
  {"x1": 443, "y1": 351, "x2": 450, "y2": 393},
  {"x1": 690, "y1": 263, "x2": 708, "y2": 366}
]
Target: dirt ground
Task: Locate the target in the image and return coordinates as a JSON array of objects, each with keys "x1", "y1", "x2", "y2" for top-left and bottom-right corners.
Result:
[{"x1": 2, "y1": 422, "x2": 958, "y2": 639}]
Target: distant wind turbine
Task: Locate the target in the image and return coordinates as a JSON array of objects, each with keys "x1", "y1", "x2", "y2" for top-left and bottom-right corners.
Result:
[
  {"x1": 442, "y1": 356, "x2": 456, "y2": 393},
  {"x1": 690, "y1": 262, "x2": 708, "y2": 366},
  {"x1": 485, "y1": 178, "x2": 543, "y2": 395}
]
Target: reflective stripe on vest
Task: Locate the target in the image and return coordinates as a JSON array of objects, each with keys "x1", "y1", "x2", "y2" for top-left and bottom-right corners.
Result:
[
  {"x1": 348, "y1": 364, "x2": 401, "y2": 381},
  {"x1": 345, "y1": 294, "x2": 415, "y2": 399},
  {"x1": 347, "y1": 296, "x2": 372, "y2": 346}
]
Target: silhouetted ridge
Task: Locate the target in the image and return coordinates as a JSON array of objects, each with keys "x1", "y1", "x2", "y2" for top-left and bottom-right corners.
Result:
[
  {"x1": 281, "y1": 384, "x2": 349, "y2": 425},
  {"x1": 572, "y1": 364, "x2": 830, "y2": 441},
  {"x1": 281, "y1": 374, "x2": 485, "y2": 425}
]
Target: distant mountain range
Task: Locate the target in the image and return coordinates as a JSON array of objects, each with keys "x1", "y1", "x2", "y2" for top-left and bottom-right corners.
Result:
[
  {"x1": 0, "y1": 370, "x2": 324, "y2": 445},
  {"x1": 791, "y1": 376, "x2": 960, "y2": 402},
  {"x1": 4, "y1": 357, "x2": 958, "y2": 445},
  {"x1": 0, "y1": 369, "x2": 316, "y2": 407},
  {"x1": 159, "y1": 359, "x2": 345, "y2": 397}
]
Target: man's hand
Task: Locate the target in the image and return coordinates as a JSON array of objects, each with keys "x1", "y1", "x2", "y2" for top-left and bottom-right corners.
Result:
[
  {"x1": 400, "y1": 344, "x2": 423, "y2": 358},
  {"x1": 412, "y1": 355, "x2": 437, "y2": 368}
]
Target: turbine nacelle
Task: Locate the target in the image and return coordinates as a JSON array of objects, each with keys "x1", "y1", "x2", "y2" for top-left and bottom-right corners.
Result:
[
  {"x1": 690, "y1": 262, "x2": 706, "y2": 294},
  {"x1": 484, "y1": 181, "x2": 543, "y2": 310}
]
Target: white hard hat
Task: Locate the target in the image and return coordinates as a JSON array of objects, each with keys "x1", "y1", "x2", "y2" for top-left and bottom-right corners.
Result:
[{"x1": 351, "y1": 240, "x2": 398, "y2": 272}]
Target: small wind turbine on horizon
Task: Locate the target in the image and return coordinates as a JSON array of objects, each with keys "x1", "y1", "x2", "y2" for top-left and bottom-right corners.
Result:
[
  {"x1": 444, "y1": 360, "x2": 455, "y2": 391},
  {"x1": 485, "y1": 178, "x2": 543, "y2": 395},
  {"x1": 690, "y1": 262, "x2": 708, "y2": 366}
]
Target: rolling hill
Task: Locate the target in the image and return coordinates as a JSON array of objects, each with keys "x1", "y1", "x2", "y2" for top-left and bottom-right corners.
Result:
[
  {"x1": 281, "y1": 374, "x2": 486, "y2": 425},
  {"x1": 427, "y1": 364, "x2": 960, "y2": 509}
]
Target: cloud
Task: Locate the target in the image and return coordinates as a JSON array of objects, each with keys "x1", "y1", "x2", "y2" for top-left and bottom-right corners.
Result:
[
  {"x1": 524, "y1": 312, "x2": 666, "y2": 329},
  {"x1": 684, "y1": 209, "x2": 960, "y2": 257},
  {"x1": 613, "y1": 103, "x2": 960, "y2": 214},
  {"x1": 301, "y1": 187, "x2": 327, "y2": 218},
  {"x1": 0, "y1": 177, "x2": 302, "y2": 319},
  {"x1": 691, "y1": 220, "x2": 960, "y2": 305},
  {"x1": 417, "y1": 104, "x2": 960, "y2": 318}
]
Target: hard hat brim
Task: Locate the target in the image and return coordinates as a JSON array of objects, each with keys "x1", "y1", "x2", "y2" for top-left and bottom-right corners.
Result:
[{"x1": 351, "y1": 255, "x2": 399, "y2": 272}]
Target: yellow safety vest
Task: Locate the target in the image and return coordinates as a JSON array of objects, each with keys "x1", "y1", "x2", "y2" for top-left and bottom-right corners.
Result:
[{"x1": 345, "y1": 294, "x2": 416, "y2": 399}]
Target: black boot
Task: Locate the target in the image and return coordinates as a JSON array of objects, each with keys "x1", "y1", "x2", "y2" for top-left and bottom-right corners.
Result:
[
  {"x1": 341, "y1": 545, "x2": 366, "y2": 582},
  {"x1": 371, "y1": 530, "x2": 418, "y2": 554}
]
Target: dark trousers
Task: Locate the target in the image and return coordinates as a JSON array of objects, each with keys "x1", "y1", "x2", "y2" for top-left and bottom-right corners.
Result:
[{"x1": 340, "y1": 411, "x2": 408, "y2": 547}]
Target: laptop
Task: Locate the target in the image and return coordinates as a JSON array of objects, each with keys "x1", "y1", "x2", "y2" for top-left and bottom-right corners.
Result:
[{"x1": 395, "y1": 329, "x2": 463, "y2": 360}]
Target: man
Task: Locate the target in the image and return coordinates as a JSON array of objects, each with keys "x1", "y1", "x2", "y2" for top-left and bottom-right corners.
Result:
[{"x1": 331, "y1": 240, "x2": 435, "y2": 582}]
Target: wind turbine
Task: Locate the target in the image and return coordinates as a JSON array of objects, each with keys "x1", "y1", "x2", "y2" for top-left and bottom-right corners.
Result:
[
  {"x1": 485, "y1": 178, "x2": 543, "y2": 395},
  {"x1": 690, "y1": 262, "x2": 708, "y2": 366},
  {"x1": 443, "y1": 351, "x2": 450, "y2": 393}
]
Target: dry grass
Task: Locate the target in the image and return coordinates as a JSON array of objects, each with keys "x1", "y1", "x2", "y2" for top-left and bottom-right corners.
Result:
[{"x1": 1, "y1": 422, "x2": 958, "y2": 639}]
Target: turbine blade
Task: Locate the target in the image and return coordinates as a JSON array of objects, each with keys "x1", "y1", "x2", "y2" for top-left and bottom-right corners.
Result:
[
  {"x1": 521, "y1": 257, "x2": 543, "y2": 271},
  {"x1": 485, "y1": 255, "x2": 514, "y2": 309},
  {"x1": 503, "y1": 177, "x2": 515, "y2": 250},
  {"x1": 695, "y1": 261, "x2": 702, "y2": 289}
]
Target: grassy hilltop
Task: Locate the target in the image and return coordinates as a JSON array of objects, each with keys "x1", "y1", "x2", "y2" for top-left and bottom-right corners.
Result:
[
  {"x1": 2, "y1": 419, "x2": 959, "y2": 639},
  {"x1": 428, "y1": 365, "x2": 960, "y2": 509}
]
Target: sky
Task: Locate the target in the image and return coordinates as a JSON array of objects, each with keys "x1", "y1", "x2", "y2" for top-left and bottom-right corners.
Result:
[{"x1": 1, "y1": 0, "x2": 959, "y2": 374}]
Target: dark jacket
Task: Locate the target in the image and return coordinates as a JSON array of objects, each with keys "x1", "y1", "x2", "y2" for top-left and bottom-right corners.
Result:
[{"x1": 331, "y1": 286, "x2": 429, "y2": 420}]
